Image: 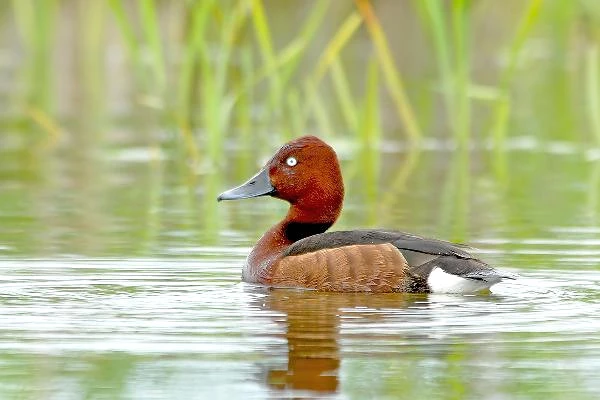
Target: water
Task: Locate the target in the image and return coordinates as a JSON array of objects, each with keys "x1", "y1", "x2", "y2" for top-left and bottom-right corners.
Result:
[
  {"x1": 1, "y1": 260, "x2": 599, "y2": 399},
  {"x1": 1, "y1": 141, "x2": 600, "y2": 399}
]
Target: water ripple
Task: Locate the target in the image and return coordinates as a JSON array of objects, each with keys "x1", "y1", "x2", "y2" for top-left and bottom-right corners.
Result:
[{"x1": 0, "y1": 256, "x2": 599, "y2": 398}]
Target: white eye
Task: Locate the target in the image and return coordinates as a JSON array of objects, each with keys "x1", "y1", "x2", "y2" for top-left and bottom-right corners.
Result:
[{"x1": 286, "y1": 157, "x2": 297, "y2": 167}]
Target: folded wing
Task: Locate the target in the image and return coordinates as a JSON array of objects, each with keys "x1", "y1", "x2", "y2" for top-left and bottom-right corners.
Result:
[{"x1": 281, "y1": 230, "x2": 515, "y2": 293}]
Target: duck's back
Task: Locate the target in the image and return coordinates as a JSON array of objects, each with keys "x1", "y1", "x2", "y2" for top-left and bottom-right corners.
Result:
[{"x1": 270, "y1": 229, "x2": 514, "y2": 293}]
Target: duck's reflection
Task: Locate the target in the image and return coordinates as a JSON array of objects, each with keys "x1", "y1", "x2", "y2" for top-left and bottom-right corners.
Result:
[
  {"x1": 264, "y1": 290, "x2": 340, "y2": 392},
  {"x1": 255, "y1": 288, "x2": 428, "y2": 393}
]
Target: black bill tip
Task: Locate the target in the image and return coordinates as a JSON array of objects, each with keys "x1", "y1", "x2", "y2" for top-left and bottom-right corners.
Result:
[{"x1": 217, "y1": 168, "x2": 275, "y2": 202}]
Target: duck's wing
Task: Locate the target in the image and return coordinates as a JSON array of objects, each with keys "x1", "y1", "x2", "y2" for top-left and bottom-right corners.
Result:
[
  {"x1": 284, "y1": 229, "x2": 474, "y2": 259},
  {"x1": 282, "y1": 230, "x2": 516, "y2": 293}
]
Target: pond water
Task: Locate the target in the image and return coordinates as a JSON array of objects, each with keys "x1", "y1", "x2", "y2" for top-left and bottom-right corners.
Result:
[{"x1": 1, "y1": 140, "x2": 600, "y2": 399}]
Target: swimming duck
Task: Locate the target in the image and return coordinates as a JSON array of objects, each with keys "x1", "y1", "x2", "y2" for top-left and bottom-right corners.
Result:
[{"x1": 218, "y1": 135, "x2": 515, "y2": 293}]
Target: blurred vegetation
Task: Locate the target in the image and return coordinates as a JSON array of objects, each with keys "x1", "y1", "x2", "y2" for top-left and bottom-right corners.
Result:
[
  {"x1": 1, "y1": 0, "x2": 600, "y2": 254},
  {"x1": 4, "y1": 0, "x2": 600, "y2": 151}
]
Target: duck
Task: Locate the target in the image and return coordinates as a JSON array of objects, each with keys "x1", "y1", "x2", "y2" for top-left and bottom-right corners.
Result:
[{"x1": 217, "y1": 135, "x2": 515, "y2": 293}]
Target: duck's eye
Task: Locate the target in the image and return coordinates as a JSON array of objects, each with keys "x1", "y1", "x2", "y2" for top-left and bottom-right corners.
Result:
[{"x1": 286, "y1": 157, "x2": 297, "y2": 167}]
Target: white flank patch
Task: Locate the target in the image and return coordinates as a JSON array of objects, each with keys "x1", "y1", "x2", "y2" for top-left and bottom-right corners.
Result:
[{"x1": 427, "y1": 267, "x2": 495, "y2": 294}]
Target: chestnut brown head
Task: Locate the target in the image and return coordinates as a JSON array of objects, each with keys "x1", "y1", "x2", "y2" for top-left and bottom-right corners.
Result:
[{"x1": 218, "y1": 136, "x2": 344, "y2": 222}]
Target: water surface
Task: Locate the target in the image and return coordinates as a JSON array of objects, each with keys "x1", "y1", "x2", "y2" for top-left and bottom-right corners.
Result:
[
  {"x1": 2, "y1": 143, "x2": 600, "y2": 399},
  {"x1": 1, "y1": 258, "x2": 599, "y2": 399}
]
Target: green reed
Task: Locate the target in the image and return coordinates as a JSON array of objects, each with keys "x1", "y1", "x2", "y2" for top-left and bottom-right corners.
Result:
[
  {"x1": 10, "y1": 0, "x2": 600, "y2": 170},
  {"x1": 587, "y1": 45, "x2": 600, "y2": 146},
  {"x1": 491, "y1": 0, "x2": 543, "y2": 151},
  {"x1": 102, "y1": 0, "x2": 423, "y2": 169},
  {"x1": 414, "y1": 0, "x2": 471, "y2": 145},
  {"x1": 13, "y1": 0, "x2": 59, "y2": 146},
  {"x1": 584, "y1": 5, "x2": 600, "y2": 147},
  {"x1": 6, "y1": 0, "x2": 600, "y2": 254},
  {"x1": 358, "y1": 58, "x2": 381, "y2": 224},
  {"x1": 356, "y1": 0, "x2": 422, "y2": 143},
  {"x1": 300, "y1": 10, "x2": 362, "y2": 139},
  {"x1": 251, "y1": 0, "x2": 283, "y2": 125}
]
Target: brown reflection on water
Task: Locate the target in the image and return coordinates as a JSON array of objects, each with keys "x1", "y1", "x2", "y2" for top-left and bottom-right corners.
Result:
[{"x1": 257, "y1": 288, "x2": 428, "y2": 394}]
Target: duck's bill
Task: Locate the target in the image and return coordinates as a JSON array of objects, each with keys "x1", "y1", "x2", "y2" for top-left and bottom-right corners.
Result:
[{"x1": 217, "y1": 168, "x2": 275, "y2": 201}]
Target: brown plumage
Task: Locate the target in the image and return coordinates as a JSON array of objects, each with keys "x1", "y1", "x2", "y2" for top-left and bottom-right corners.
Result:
[
  {"x1": 270, "y1": 243, "x2": 409, "y2": 292},
  {"x1": 218, "y1": 135, "x2": 515, "y2": 293}
]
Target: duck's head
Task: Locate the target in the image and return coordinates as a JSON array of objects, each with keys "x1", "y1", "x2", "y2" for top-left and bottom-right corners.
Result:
[{"x1": 218, "y1": 135, "x2": 344, "y2": 223}]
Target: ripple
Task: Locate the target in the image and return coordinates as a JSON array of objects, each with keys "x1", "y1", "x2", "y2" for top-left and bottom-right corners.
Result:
[{"x1": 0, "y1": 258, "x2": 599, "y2": 398}]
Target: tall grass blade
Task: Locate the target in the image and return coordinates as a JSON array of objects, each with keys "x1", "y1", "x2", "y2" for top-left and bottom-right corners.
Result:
[
  {"x1": 250, "y1": 0, "x2": 283, "y2": 119},
  {"x1": 330, "y1": 59, "x2": 359, "y2": 133},
  {"x1": 205, "y1": 0, "x2": 248, "y2": 165},
  {"x1": 358, "y1": 58, "x2": 380, "y2": 223},
  {"x1": 491, "y1": 0, "x2": 543, "y2": 147},
  {"x1": 139, "y1": 0, "x2": 166, "y2": 92},
  {"x1": 280, "y1": 0, "x2": 330, "y2": 85},
  {"x1": 285, "y1": 88, "x2": 305, "y2": 138},
  {"x1": 300, "y1": 11, "x2": 364, "y2": 136},
  {"x1": 314, "y1": 12, "x2": 362, "y2": 82},
  {"x1": 585, "y1": 44, "x2": 600, "y2": 145},
  {"x1": 176, "y1": 0, "x2": 214, "y2": 125},
  {"x1": 81, "y1": 0, "x2": 107, "y2": 126},
  {"x1": 13, "y1": 0, "x2": 58, "y2": 127},
  {"x1": 11, "y1": 0, "x2": 35, "y2": 50},
  {"x1": 304, "y1": 80, "x2": 335, "y2": 138},
  {"x1": 108, "y1": 0, "x2": 139, "y2": 67},
  {"x1": 451, "y1": 0, "x2": 471, "y2": 146},
  {"x1": 237, "y1": 48, "x2": 254, "y2": 174},
  {"x1": 355, "y1": 0, "x2": 422, "y2": 142},
  {"x1": 235, "y1": 0, "x2": 328, "y2": 109},
  {"x1": 242, "y1": 39, "x2": 305, "y2": 95},
  {"x1": 419, "y1": 0, "x2": 455, "y2": 132},
  {"x1": 418, "y1": 0, "x2": 472, "y2": 144}
]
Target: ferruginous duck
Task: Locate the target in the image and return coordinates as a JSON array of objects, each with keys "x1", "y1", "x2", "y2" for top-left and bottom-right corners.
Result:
[{"x1": 217, "y1": 135, "x2": 515, "y2": 293}]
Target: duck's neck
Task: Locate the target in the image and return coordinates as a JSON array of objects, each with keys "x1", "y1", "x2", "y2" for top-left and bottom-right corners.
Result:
[{"x1": 242, "y1": 203, "x2": 339, "y2": 283}]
